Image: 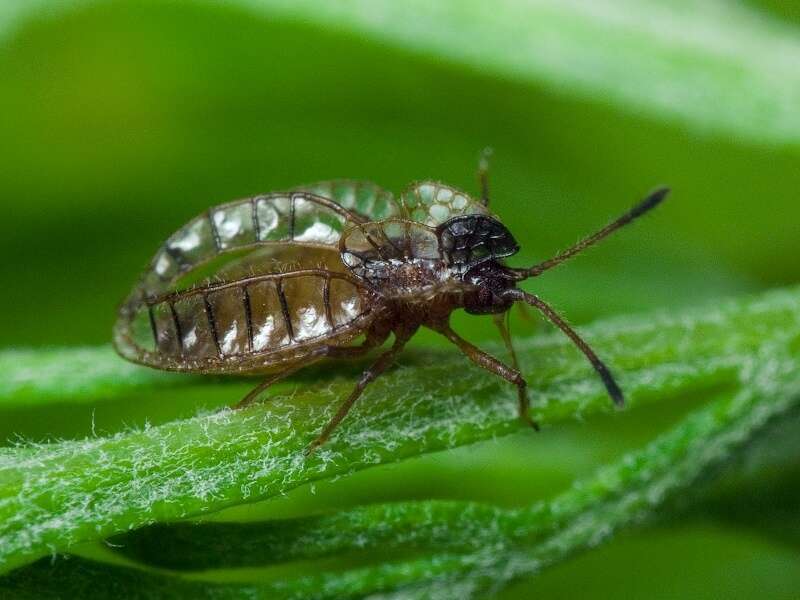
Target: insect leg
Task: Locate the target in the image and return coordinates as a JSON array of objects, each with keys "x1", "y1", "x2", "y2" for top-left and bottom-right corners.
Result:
[
  {"x1": 235, "y1": 365, "x2": 306, "y2": 409},
  {"x1": 306, "y1": 329, "x2": 413, "y2": 455},
  {"x1": 504, "y1": 289, "x2": 624, "y2": 407},
  {"x1": 324, "y1": 324, "x2": 391, "y2": 359},
  {"x1": 515, "y1": 299, "x2": 535, "y2": 325},
  {"x1": 235, "y1": 329, "x2": 390, "y2": 410},
  {"x1": 477, "y1": 147, "x2": 493, "y2": 206},
  {"x1": 434, "y1": 322, "x2": 538, "y2": 431},
  {"x1": 492, "y1": 311, "x2": 520, "y2": 371},
  {"x1": 492, "y1": 313, "x2": 535, "y2": 429}
]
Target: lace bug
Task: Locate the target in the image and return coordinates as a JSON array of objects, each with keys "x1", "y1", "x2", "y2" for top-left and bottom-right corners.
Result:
[{"x1": 114, "y1": 153, "x2": 667, "y2": 452}]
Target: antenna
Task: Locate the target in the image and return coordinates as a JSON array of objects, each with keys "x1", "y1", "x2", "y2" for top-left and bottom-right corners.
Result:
[
  {"x1": 477, "y1": 147, "x2": 493, "y2": 206},
  {"x1": 515, "y1": 187, "x2": 669, "y2": 279}
]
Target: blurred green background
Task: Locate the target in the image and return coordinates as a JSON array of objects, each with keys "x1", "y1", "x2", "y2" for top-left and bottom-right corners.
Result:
[{"x1": 1, "y1": 1, "x2": 799, "y2": 597}]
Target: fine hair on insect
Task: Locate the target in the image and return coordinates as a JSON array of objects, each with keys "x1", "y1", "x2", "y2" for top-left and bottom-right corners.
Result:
[{"x1": 114, "y1": 150, "x2": 668, "y2": 453}]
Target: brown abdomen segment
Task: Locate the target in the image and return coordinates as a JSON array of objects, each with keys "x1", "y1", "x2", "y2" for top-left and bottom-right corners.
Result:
[{"x1": 121, "y1": 271, "x2": 370, "y2": 371}]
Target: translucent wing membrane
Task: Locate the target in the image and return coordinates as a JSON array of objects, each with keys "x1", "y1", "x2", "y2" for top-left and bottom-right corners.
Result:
[
  {"x1": 295, "y1": 180, "x2": 400, "y2": 222},
  {"x1": 211, "y1": 245, "x2": 344, "y2": 282},
  {"x1": 340, "y1": 218, "x2": 442, "y2": 285},
  {"x1": 119, "y1": 269, "x2": 373, "y2": 372},
  {"x1": 139, "y1": 193, "x2": 355, "y2": 298},
  {"x1": 399, "y1": 181, "x2": 490, "y2": 226},
  {"x1": 114, "y1": 191, "x2": 375, "y2": 371},
  {"x1": 115, "y1": 180, "x2": 485, "y2": 369}
]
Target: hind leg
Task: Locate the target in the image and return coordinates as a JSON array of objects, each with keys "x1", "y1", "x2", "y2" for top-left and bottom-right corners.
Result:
[
  {"x1": 235, "y1": 329, "x2": 390, "y2": 410},
  {"x1": 306, "y1": 327, "x2": 415, "y2": 454},
  {"x1": 235, "y1": 364, "x2": 309, "y2": 409}
]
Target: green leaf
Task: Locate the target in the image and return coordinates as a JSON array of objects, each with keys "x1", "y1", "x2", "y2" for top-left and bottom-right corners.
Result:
[
  {"x1": 0, "y1": 286, "x2": 798, "y2": 579},
  {"x1": 3, "y1": 0, "x2": 800, "y2": 146},
  {"x1": 3, "y1": 2, "x2": 800, "y2": 597},
  {"x1": 4, "y1": 324, "x2": 799, "y2": 597}
]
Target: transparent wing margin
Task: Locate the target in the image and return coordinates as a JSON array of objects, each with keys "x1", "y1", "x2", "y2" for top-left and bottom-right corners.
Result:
[
  {"x1": 115, "y1": 192, "x2": 364, "y2": 363},
  {"x1": 136, "y1": 192, "x2": 359, "y2": 299}
]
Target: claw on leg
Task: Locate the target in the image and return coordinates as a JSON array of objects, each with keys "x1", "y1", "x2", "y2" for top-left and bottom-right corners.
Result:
[
  {"x1": 435, "y1": 320, "x2": 539, "y2": 432},
  {"x1": 492, "y1": 313, "x2": 539, "y2": 430},
  {"x1": 516, "y1": 380, "x2": 539, "y2": 431}
]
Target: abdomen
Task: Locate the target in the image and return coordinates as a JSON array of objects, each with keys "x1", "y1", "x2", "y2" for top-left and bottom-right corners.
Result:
[{"x1": 114, "y1": 270, "x2": 374, "y2": 374}]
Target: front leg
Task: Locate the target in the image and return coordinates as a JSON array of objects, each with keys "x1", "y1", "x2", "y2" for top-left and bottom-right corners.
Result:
[{"x1": 431, "y1": 321, "x2": 538, "y2": 430}]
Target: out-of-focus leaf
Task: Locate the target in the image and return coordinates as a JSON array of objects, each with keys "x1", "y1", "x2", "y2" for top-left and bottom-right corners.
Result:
[
  {"x1": 0, "y1": 347, "x2": 186, "y2": 408},
  {"x1": 2, "y1": 2, "x2": 800, "y2": 597},
  {"x1": 3, "y1": 0, "x2": 800, "y2": 146}
]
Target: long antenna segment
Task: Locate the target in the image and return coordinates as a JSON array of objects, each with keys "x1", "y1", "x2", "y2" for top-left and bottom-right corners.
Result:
[{"x1": 516, "y1": 187, "x2": 669, "y2": 279}]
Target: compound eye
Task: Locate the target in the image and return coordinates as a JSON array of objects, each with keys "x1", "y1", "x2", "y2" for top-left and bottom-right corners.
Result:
[{"x1": 438, "y1": 215, "x2": 519, "y2": 272}]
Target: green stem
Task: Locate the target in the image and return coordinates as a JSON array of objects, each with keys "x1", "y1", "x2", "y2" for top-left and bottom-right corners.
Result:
[
  {"x1": 4, "y1": 337, "x2": 798, "y2": 599},
  {"x1": 0, "y1": 287, "x2": 797, "y2": 575}
]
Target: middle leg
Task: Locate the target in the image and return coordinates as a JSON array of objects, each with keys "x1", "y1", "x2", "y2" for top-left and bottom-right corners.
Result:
[
  {"x1": 493, "y1": 311, "x2": 520, "y2": 371},
  {"x1": 433, "y1": 321, "x2": 538, "y2": 430}
]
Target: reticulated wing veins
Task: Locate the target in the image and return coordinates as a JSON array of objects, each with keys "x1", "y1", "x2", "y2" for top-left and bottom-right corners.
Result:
[
  {"x1": 339, "y1": 218, "x2": 443, "y2": 287},
  {"x1": 399, "y1": 181, "x2": 491, "y2": 226},
  {"x1": 294, "y1": 180, "x2": 401, "y2": 223},
  {"x1": 114, "y1": 190, "x2": 372, "y2": 370}
]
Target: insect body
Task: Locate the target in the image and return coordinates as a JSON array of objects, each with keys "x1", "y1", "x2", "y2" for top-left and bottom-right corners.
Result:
[{"x1": 114, "y1": 163, "x2": 667, "y2": 452}]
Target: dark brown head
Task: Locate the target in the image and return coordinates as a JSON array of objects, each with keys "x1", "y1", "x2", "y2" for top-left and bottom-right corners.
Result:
[
  {"x1": 442, "y1": 187, "x2": 668, "y2": 412},
  {"x1": 438, "y1": 214, "x2": 520, "y2": 314},
  {"x1": 438, "y1": 214, "x2": 519, "y2": 275},
  {"x1": 437, "y1": 186, "x2": 670, "y2": 316}
]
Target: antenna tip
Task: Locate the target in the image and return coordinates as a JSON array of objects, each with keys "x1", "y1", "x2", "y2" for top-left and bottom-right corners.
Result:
[
  {"x1": 609, "y1": 383, "x2": 625, "y2": 408},
  {"x1": 631, "y1": 186, "x2": 670, "y2": 218},
  {"x1": 596, "y1": 363, "x2": 625, "y2": 407},
  {"x1": 651, "y1": 186, "x2": 671, "y2": 202}
]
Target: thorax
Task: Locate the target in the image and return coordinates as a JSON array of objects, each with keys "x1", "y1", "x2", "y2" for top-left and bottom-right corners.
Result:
[{"x1": 366, "y1": 258, "x2": 466, "y2": 324}]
